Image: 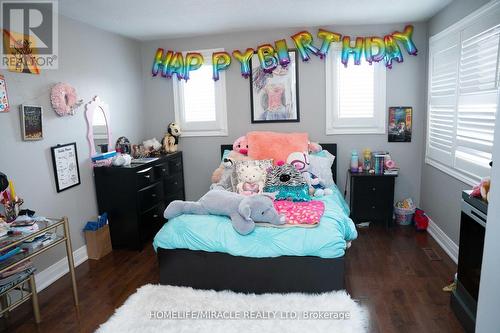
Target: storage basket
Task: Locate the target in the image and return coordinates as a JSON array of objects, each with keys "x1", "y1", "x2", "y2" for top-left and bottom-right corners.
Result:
[{"x1": 394, "y1": 205, "x2": 416, "y2": 225}]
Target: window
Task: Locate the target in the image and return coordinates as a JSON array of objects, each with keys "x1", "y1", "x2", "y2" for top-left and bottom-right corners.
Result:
[
  {"x1": 173, "y1": 49, "x2": 228, "y2": 136},
  {"x1": 325, "y1": 46, "x2": 386, "y2": 134},
  {"x1": 426, "y1": 1, "x2": 500, "y2": 185}
]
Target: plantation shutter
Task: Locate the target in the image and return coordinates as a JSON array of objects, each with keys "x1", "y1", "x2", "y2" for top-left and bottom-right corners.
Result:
[
  {"x1": 428, "y1": 35, "x2": 460, "y2": 166},
  {"x1": 426, "y1": 2, "x2": 500, "y2": 184},
  {"x1": 455, "y1": 19, "x2": 500, "y2": 179}
]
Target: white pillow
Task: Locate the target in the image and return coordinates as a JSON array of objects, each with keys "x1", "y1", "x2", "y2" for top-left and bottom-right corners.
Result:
[{"x1": 309, "y1": 151, "x2": 336, "y2": 187}]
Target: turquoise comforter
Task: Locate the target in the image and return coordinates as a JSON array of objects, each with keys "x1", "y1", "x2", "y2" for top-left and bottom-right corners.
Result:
[{"x1": 153, "y1": 185, "x2": 357, "y2": 258}]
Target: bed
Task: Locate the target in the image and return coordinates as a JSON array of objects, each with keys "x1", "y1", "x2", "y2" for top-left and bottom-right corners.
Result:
[{"x1": 154, "y1": 143, "x2": 357, "y2": 293}]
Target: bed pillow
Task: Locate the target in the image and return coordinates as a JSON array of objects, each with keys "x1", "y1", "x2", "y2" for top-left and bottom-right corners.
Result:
[
  {"x1": 310, "y1": 150, "x2": 336, "y2": 186},
  {"x1": 233, "y1": 159, "x2": 273, "y2": 193},
  {"x1": 247, "y1": 131, "x2": 309, "y2": 165}
]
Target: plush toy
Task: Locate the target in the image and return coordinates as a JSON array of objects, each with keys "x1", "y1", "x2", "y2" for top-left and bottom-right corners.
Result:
[
  {"x1": 287, "y1": 152, "x2": 333, "y2": 197},
  {"x1": 164, "y1": 189, "x2": 285, "y2": 235},
  {"x1": 471, "y1": 177, "x2": 491, "y2": 202},
  {"x1": 162, "y1": 122, "x2": 182, "y2": 153},
  {"x1": 143, "y1": 138, "x2": 162, "y2": 156},
  {"x1": 210, "y1": 157, "x2": 235, "y2": 191},
  {"x1": 236, "y1": 163, "x2": 265, "y2": 195},
  {"x1": 211, "y1": 150, "x2": 251, "y2": 184},
  {"x1": 264, "y1": 162, "x2": 311, "y2": 201},
  {"x1": 308, "y1": 142, "x2": 322, "y2": 154},
  {"x1": 233, "y1": 136, "x2": 249, "y2": 155}
]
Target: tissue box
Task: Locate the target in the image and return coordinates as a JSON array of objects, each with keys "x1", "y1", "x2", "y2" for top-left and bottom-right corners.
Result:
[{"x1": 84, "y1": 224, "x2": 112, "y2": 260}]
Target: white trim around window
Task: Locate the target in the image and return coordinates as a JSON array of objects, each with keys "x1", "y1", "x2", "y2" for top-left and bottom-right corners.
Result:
[
  {"x1": 173, "y1": 48, "x2": 228, "y2": 137},
  {"x1": 325, "y1": 47, "x2": 386, "y2": 135}
]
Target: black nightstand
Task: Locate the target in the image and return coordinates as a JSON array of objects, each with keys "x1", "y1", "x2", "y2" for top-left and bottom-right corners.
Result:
[{"x1": 348, "y1": 170, "x2": 397, "y2": 228}]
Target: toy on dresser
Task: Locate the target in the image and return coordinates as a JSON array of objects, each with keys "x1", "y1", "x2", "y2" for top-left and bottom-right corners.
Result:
[
  {"x1": 162, "y1": 122, "x2": 182, "y2": 153},
  {"x1": 287, "y1": 152, "x2": 332, "y2": 197}
]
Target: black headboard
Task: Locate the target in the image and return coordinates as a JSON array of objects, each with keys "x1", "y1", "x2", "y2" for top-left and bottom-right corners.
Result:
[{"x1": 220, "y1": 143, "x2": 338, "y2": 184}]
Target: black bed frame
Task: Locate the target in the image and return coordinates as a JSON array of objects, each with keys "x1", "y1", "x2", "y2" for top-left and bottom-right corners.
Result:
[{"x1": 158, "y1": 143, "x2": 345, "y2": 294}]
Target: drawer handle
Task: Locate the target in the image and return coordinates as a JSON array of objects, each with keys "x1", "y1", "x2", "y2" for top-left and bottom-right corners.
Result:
[
  {"x1": 173, "y1": 181, "x2": 178, "y2": 185},
  {"x1": 175, "y1": 163, "x2": 181, "y2": 167},
  {"x1": 372, "y1": 205, "x2": 376, "y2": 209},
  {"x1": 144, "y1": 175, "x2": 151, "y2": 179},
  {"x1": 151, "y1": 193, "x2": 157, "y2": 198},
  {"x1": 372, "y1": 187, "x2": 376, "y2": 191},
  {"x1": 162, "y1": 168, "x2": 166, "y2": 172},
  {"x1": 153, "y1": 214, "x2": 159, "y2": 218}
]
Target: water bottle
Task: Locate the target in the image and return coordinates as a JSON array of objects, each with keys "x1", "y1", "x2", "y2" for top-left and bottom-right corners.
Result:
[{"x1": 350, "y1": 150, "x2": 359, "y2": 173}]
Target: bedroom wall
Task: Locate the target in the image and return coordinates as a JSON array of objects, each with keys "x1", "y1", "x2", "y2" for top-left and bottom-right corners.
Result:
[
  {"x1": 0, "y1": 15, "x2": 144, "y2": 272},
  {"x1": 420, "y1": 0, "x2": 492, "y2": 244},
  {"x1": 141, "y1": 22, "x2": 428, "y2": 203}
]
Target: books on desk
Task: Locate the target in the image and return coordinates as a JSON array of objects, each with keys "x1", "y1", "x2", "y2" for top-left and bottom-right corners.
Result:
[{"x1": 384, "y1": 168, "x2": 399, "y2": 175}]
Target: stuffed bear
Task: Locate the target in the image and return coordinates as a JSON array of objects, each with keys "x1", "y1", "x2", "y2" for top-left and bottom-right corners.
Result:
[
  {"x1": 164, "y1": 189, "x2": 285, "y2": 235},
  {"x1": 210, "y1": 156, "x2": 235, "y2": 191},
  {"x1": 162, "y1": 122, "x2": 182, "y2": 153},
  {"x1": 211, "y1": 150, "x2": 251, "y2": 184},
  {"x1": 236, "y1": 163, "x2": 265, "y2": 195},
  {"x1": 286, "y1": 151, "x2": 333, "y2": 197}
]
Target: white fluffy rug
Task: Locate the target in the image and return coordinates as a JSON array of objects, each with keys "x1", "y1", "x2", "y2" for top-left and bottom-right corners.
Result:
[{"x1": 97, "y1": 284, "x2": 368, "y2": 333}]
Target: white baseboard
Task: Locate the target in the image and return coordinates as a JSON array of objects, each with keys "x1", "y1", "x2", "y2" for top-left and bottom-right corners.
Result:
[
  {"x1": 427, "y1": 218, "x2": 459, "y2": 264},
  {"x1": 34, "y1": 245, "x2": 88, "y2": 292}
]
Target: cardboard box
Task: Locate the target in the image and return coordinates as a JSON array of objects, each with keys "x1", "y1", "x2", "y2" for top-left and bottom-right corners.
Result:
[{"x1": 84, "y1": 224, "x2": 112, "y2": 260}]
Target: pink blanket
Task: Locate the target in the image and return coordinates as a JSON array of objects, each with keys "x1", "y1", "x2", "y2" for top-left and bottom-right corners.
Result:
[{"x1": 273, "y1": 200, "x2": 325, "y2": 226}]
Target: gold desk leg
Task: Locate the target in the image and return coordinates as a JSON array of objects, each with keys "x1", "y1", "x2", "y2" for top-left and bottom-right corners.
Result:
[
  {"x1": 63, "y1": 217, "x2": 79, "y2": 308},
  {"x1": 28, "y1": 274, "x2": 41, "y2": 323}
]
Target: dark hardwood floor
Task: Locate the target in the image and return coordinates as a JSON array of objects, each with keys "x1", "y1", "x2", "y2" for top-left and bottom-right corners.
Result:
[{"x1": 3, "y1": 225, "x2": 463, "y2": 333}]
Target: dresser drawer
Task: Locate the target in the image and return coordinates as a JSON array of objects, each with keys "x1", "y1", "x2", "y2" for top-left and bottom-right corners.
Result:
[
  {"x1": 154, "y1": 163, "x2": 169, "y2": 178},
  {"x1": 164, "y1": 174, "x2": 183, "y2": 194},
  {"x1": 352, "y1": 197, "x2": 388, "y2": 220},
  {"x1": 165, "y1": 190, "x2": 185, "y2": 205},
  {"x1": 136, "y1": 167, "x2": 155, "y2": 188},
  {"x1": 168, "y1": 156, "x2": 183, "y2": 174},
  {"x1": 140, "y1": 204, "x2": 165, "y2": 243},
  {"x1": 139, "y1": 182, "x2": 163, "y2": 212}
]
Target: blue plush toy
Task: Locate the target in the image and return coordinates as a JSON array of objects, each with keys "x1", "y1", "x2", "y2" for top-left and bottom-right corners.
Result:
[{"x1": 164, "y1": 187, "x2": 285, "y2": 235}]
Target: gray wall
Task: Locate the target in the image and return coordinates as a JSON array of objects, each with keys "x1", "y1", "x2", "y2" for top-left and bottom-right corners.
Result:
[
  {"x1": 141, "y1": 22, "x2": 428, "y2": 203},
  {"x1": 0, "y1": 15, "x2": 143, "y2": 271},
  {"x1": 421, "y1": 0, "x2": 492, "y2": 244}
]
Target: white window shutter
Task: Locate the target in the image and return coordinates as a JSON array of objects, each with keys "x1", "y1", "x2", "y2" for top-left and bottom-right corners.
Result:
[{"x1": 427, "y1": 36, "x2": 459, "y2": 166}]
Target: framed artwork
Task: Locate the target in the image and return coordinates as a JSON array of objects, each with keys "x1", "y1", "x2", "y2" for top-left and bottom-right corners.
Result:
[
  {"x1": 0, "y1": 75, "x2": 10, "y2": 113},
  {"x1": 250, "y1": 50, "x2": 299, "y2": 123},
  {"x1": 388, "y1": 106, "x2": 412, "y2": 142},
  {"x1": 20, "y1": 105, "x2": 43, "y2": 140},
  {"x1": 50, "y1": 143, "x2": 81, "y2": 193}
]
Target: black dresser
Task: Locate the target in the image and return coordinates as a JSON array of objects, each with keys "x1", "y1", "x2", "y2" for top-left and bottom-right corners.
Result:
[
  {"x1": 349, "y1": 170, "x2": 397, "y2": 228},
  {"x1": 94, "y1": 152, "x2": 185, "y2": 250}
]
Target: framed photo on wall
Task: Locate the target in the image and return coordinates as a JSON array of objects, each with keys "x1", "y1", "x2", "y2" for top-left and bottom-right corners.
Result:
[
  {"x1": 50, "y1": 143, "x2": 81, "y2": 193},
  {"x1": 250, "y1": 50, "x2": 299, "y2": 123},
  {"x1": 388, "y1": 106, "x2": 412, "y2": 142},
  {"x1": 20, "y1": 105, "x2": 43, "y2": 140}
]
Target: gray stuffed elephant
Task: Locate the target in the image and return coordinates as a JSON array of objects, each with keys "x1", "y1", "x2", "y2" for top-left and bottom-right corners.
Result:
[{"x1": 164, "y1": 188, "x2": 285, "y2": 235}]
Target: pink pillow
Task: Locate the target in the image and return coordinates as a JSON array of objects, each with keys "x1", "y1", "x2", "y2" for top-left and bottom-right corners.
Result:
[{"x1": 247, "y1": 131, "x2": 309, "y2": 164}]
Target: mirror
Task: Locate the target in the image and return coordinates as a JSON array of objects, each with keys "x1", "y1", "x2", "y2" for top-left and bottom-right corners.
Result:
[{"x1": 85, "y1": 96, "x2": 112, "y2": 157}]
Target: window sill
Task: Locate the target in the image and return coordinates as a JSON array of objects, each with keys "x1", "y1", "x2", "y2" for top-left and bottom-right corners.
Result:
[
  {"x1": 425, "y1": 157, "x2": 478, "y2": 187},
  {"x1": 326, "y1": 127, "x2": 386, "y2": 135},
  {"x1": 181, "y1": 129, "x2": 228, "y2": 137}
]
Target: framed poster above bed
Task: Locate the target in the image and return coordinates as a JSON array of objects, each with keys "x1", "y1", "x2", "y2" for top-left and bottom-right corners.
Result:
[{"x1": 249, "y1": 50, "x2": 299, "y2": 123}]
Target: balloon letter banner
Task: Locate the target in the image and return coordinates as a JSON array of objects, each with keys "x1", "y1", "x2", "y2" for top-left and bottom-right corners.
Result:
[
  {"x1": 151, "y1": 25, "x2": 418, "y2": 82},
  {"x1": 212, "y1": 51, "x2": 231, "y2": 81}
]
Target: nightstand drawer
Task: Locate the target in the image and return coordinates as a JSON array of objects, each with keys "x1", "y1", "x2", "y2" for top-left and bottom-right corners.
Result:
[
  {"x1": 352, "y1": 177, "x2": 392, "y2": 198},
  {"x1": 352, "y1": 198, "x2": 388, "y2": 219},
  {"x1": 139, "y1": 182, "x2": 163, "y2": 212}
]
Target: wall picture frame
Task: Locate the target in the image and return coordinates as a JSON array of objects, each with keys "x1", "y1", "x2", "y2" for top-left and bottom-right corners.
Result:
[
  {"x1": 0, "y1": 75, "x2": 10, "y2": 113},
  {"x1": 20, "y1": 105, "x2": 43, "y2": 140},
  {"x1": 250, "y1": 50, "x2": 299, "y2": 123},
  {"x1": 50, "y1": 142, "x2": 81, "y2": 193},
  {"x1": 388, "y1": 106, "x2": 412, "y2": 142}
]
